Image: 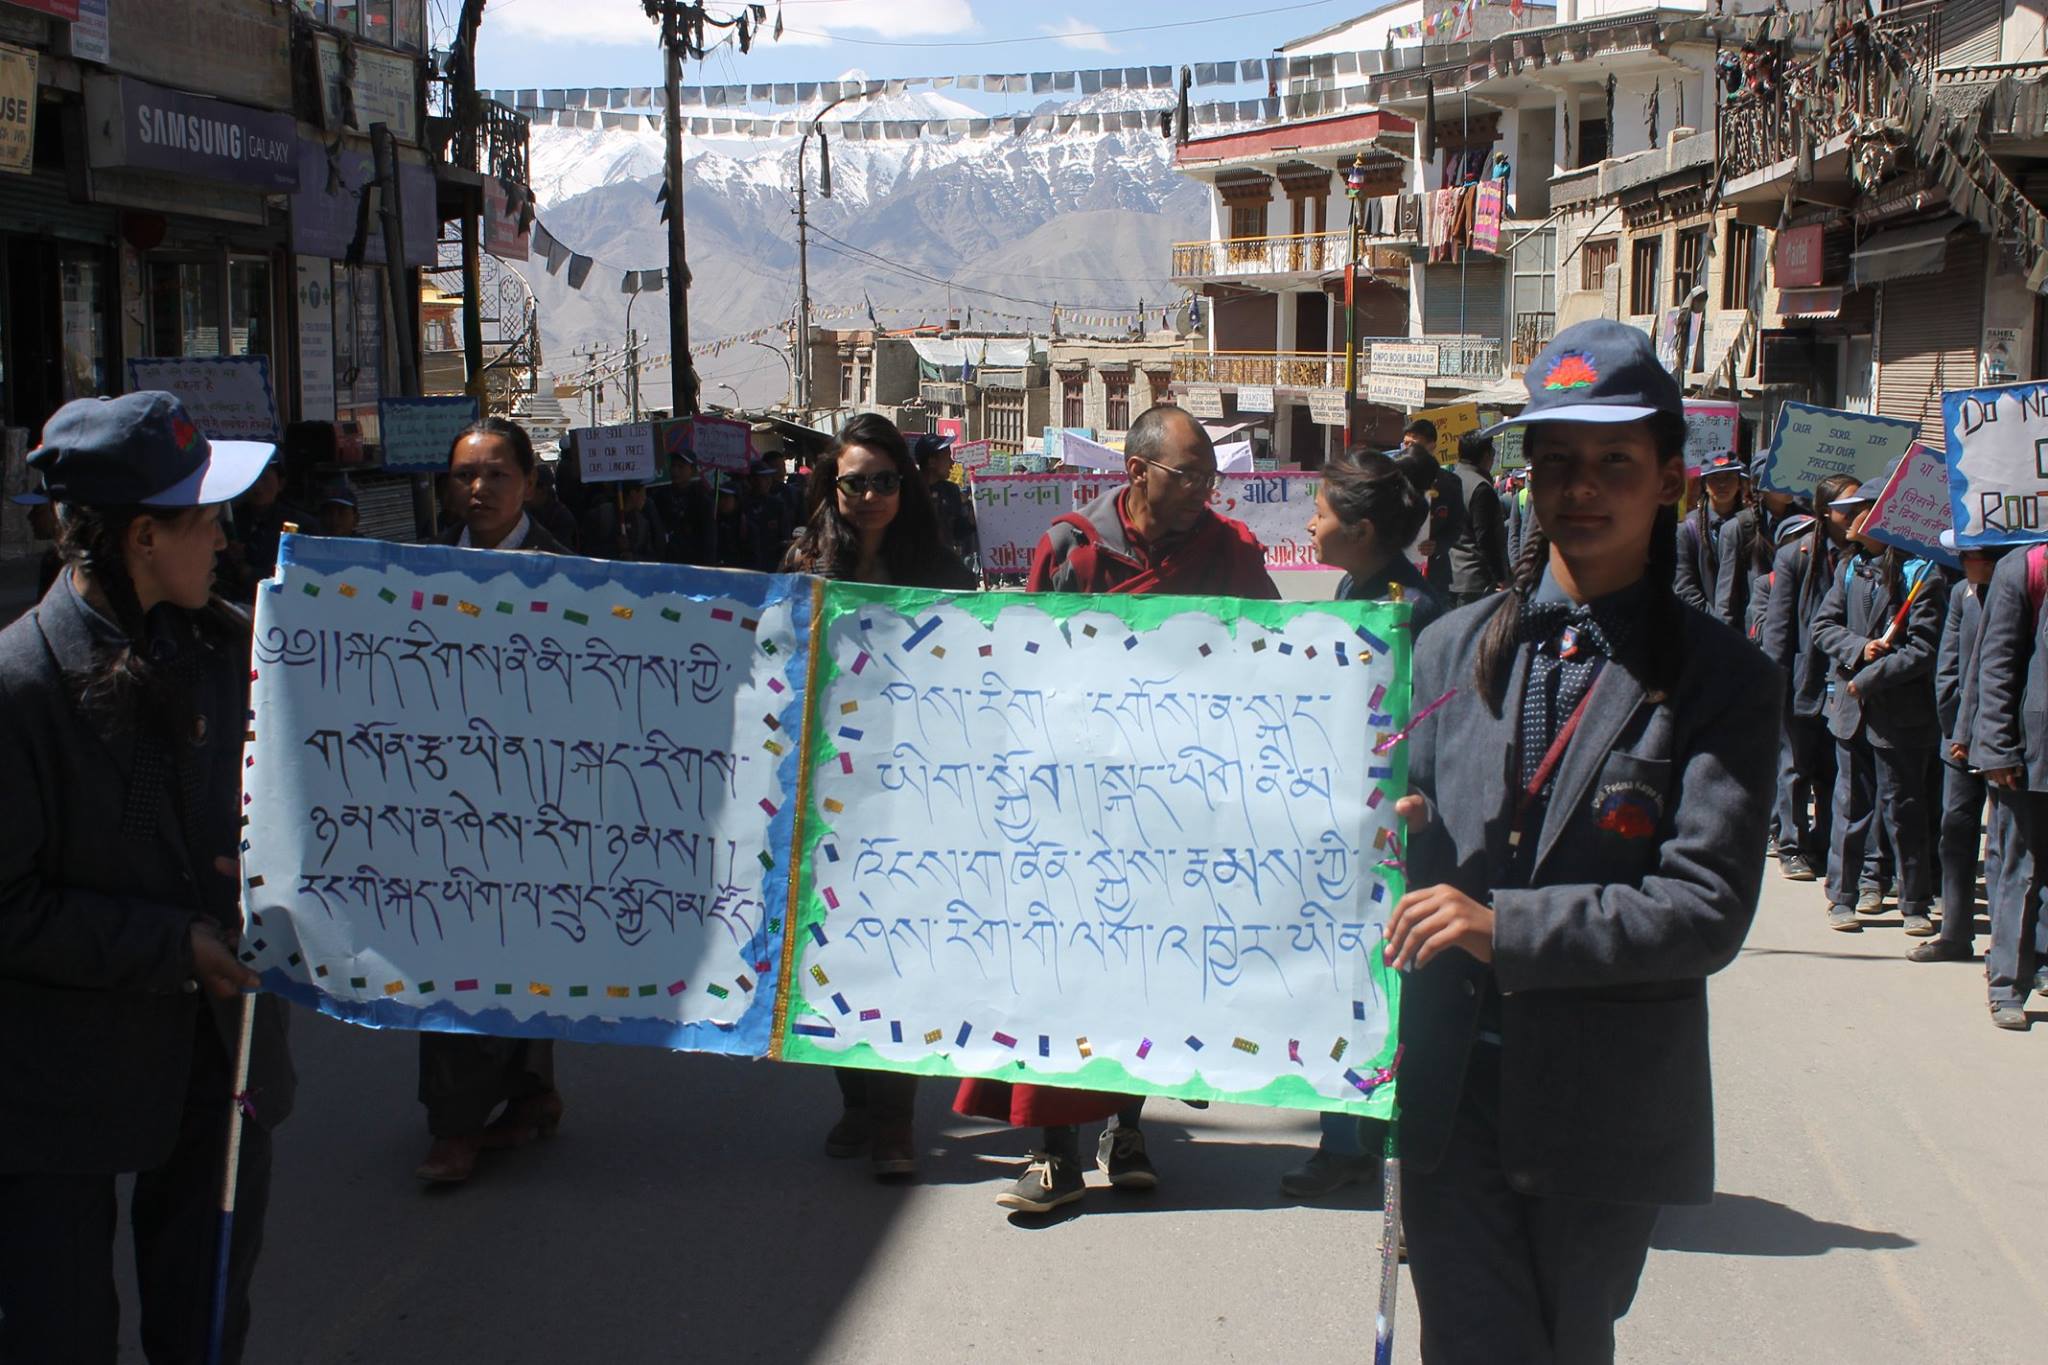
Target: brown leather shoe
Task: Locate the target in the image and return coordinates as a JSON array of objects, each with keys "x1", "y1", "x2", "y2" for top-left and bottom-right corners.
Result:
[
  {"x1": 481, "y1": 1091, "x2": 564, "y2": 1150},
  {"x1": 870, "y1": 1123, "x2": 916, "y2": 1179},
  {"x1": 416, "y1": 1135, "x2": 483, "y2": 1183}
]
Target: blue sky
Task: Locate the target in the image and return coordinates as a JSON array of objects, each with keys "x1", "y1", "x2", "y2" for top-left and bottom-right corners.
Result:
[{"x1": 465, "y1": 0, "x2": 1377, "y2": 93}]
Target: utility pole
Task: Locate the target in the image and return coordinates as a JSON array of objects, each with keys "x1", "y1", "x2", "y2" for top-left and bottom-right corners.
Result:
[
  {"x1": 796, "y1": 94, "x2": 851, "y2": 418},
  {"x1": 656, "y1": 1, "x2": 699, "y2": 416}
]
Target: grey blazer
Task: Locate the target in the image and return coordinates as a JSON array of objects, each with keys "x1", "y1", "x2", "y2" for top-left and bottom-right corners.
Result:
[
  {"x1": 1969, "y1": 546, "x2": 2048, "y2": 789},
  {"x1": 1812, "y1": 552, "x2": 1946, "y2": 748},
  {"x1": 0, "y1": 575, "x2": 294, "y2": 1173},
  {"x1": 1934, "y1": 578, "x2": 1984, "y2": 759},
  {"x1": 1399, "y1": 593, "x2": 1780, "y2": 1206},
  {"x1": 1761, "y1": 537, "x2": 1834, "y2": 719}
]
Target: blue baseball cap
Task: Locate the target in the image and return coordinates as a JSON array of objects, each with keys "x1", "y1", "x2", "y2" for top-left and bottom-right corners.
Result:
[
  {"x1": 1487, "y1": 319, "x2": 1684, "y2": 433},
  {"x1": 1828, "y1": 481, "x2": 1880, "y2": 508},
  {"x1": 28, "y1": 391, "x2": 274, "y2": 507},
  {"x1": 1699, "y1": 450, "x2": 1745, "y2": 475}
]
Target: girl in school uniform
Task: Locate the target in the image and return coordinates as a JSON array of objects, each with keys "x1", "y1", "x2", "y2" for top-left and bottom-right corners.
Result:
[
  {"x1": 1811, "y1": 484, "x2": 1948, "y2": 934},
  {"x1": 1916, "y1": 532, "x2": 2005, "y2": 966},
  {"x1": 1386, "y1": 321, "x2": 1780, "y2": 1364},
  {"x1": 1674, "y1": 450, "x2": 1745, "y2": 614},
  {"x1": 1279, "y1": 447, "x2": 1442, "y2": 1199}
]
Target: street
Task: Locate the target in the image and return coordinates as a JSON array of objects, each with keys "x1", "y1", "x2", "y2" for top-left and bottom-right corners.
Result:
[{"x1": 109, "y1": 863, "x2": 2047, "y2": 1364}]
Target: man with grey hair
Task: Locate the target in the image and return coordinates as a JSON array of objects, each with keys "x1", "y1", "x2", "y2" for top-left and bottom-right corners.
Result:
[{"x1": 953, "y1": 404, "x2": 1278, "y2": 1216}]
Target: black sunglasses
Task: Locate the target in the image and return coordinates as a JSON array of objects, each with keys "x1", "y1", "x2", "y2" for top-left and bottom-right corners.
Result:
[{"x1": 836, "y1": 471, "x2": 902, "y2": 497}]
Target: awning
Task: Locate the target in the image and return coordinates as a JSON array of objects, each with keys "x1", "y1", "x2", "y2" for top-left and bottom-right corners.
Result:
[
  {"x1": 1202, "y1": 420, "x2": 1256, "y2": 442},
  {"x1": 1778, "y1": 286, "x2": 1843, "y2": 319},
  {"x1": 1467, "y1": 376, "x2": 1531, "y2": 406},
  {"x1": 1849, "y1": 217, "x2": 1963, "y2": 288}
]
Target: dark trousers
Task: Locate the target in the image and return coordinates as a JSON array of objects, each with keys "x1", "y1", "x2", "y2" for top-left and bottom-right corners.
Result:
[
  {"x1": 1985, "y1": 788, "x2": 2048, "y2": 1007},
  {"x1": 1778, "y1": 713, "x2": 1834, "y2": 864},
  {"x1": 1827, "y1": 736, "x2": 1932, "y2": 913},
  {"x1": 833, "y1": 1067, "x2": 917, "y2": 1125},
  {"x1": 418, "y1": 1034, "x2": 555, "y2": 1137},
  {"x1": 0, "y1": 1017, "x2": 272, "y2": 1365},
  {"x1": 1404, "y1": 1047, "x2": 1659, "y2": 1365},
  {"x1": 1938, "y1": 762, "x2": 1991, "y2": 947}
]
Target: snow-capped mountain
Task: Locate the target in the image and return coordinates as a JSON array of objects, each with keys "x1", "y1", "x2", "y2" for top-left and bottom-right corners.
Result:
[{"x1": 511, "y1": 80, "x2": 1217, "y2": 412}]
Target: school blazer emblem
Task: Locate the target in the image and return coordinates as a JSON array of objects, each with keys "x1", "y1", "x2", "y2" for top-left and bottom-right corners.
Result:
[{"x1": 1593, "y1": 780, "x2": 1662, "y2": 839}]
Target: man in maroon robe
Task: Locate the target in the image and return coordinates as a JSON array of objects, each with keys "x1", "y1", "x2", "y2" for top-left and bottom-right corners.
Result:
[{"x1": 956, "y1": 404, "x2": 1280, "y2": 1214}]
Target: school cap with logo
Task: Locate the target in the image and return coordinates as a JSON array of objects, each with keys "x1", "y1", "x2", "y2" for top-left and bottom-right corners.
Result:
[
  {"x1": 1828, "y1": 480, "x2": 1881, "y2": 508},
  {"x1": 1485, "y1": 318, "x2": 1685, "y2": 434},
  {"x1": 1698, "y1": 450, "x2": 1745, "y2": 475},
  {"x1": 29, "y1": 391, "x2": 274, "y2": 508}
]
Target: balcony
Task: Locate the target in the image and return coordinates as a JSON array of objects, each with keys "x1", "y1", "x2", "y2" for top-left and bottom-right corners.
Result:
[
  {"x1": 1716, "y1": 2, "x2": 1940, "y2": 188},
  {"x1": 1171, "y1": 232, "x2": 1412, "y2": 285},
  {"x1": 920, "y1": 380, "x2": 971, "y2": 406},
  {"x1": 1170, "y1": 337, "x2": 1503, "y2": 391}
]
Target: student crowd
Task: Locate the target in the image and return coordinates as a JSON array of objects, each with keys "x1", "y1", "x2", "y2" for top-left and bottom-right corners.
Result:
[{"x1": 2, "y1": 316, "x2": 2042, "y2": 1365}]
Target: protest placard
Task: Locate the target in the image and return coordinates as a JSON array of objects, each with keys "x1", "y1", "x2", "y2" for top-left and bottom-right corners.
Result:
[
  {"x1": 1943, "y1": 380, "x2": 2048, "y2": 547},
  {"x1": 776, "y1": 584, "x2": 1407, "y2": 1116},
  {"x1": 677, "y1": 413, "x2": 753, "y2": 474},
  {"x1": 1682, "y1": 399, "x2": 1741, "y2": 470},
  {"x1": 1860, "y1": 443, "x2": 1958, "y2": 566},
  {"x1": 1759, "y1": 401, "x2": 1918, "y2": 498},
  {"x1": 574, "y1": 422, "x2": 658, "y2": 483},
  {"x1": 127, "y1": 355, "x2": 281, "y2": 441},
  {"x1": 1415, "y1": 402, "x2": 1479, "y2": 447},
  {"x1": 969, "y1": 473, "x2": 1075, "y2": 575},
  {"x1": 951, "y1": 440, "x2": 996, "y2": 474},
  {"x1": 378, "y1": 396, "x2": 478, "y2": 474},
  {"x1": 968, "y1": 473, "x2": 1336, "y2": 576},
  {"x1": 1058, "y1": 428, "x2": 1123, "y2": 471},
  {"x1": 241, "y1": 538, "x2": 1412, "y2": 1117}
]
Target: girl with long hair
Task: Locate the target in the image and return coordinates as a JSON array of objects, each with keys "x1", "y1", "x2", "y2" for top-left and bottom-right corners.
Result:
[
  {"x1": 784, "y1": 413, "x2": 972, "y2": 1180},
  {"x1": 0, "y1": 393, "x2": 294, "y2": 1363},
  {"x1": 1385, "y1": 321, "x2": 1779, "y2": 1363}
]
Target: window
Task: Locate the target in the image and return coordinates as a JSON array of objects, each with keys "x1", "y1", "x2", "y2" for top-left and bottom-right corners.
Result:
[
  {"x1": 298, "y1": 0, "x2": 425, "y2": 49},
  {"x1": 1103, "y1": 373, "x2": 1131, "y2": 431},
  {"x1": 1672, "y1": 226, "x2": 1709, "y2": 306},
  {"x1": 1228, "y1": 202, "x2": 1268, "y2": 242},
  {"x1": 146, "y1": 255, "x2": 273, "y2": 361},
  {"x1": 985, "y1": 391, "x2": 1026, "y2": 448},
  {"x1": 840, "y1": 361, "x2": 856, "y2": 404},
  {"x1": 1629, "y1": 236, "x2": 1662, "y2": 316},
  {"x1": 1578, "y1": 117, "x2": 1609, "y2": 169},
  {"x1": 1722, "y1": 222, "x2": 1760, "y2": 311},
  {"x1": 1581, "y1": 237, "x2": 1619, "y2": 292},
  {"x1": 1060, "y1": 371, "x2": 1085, "y2": 428},
  {"x1": 1511, "y1": 229, "x2": 1557, "y2": 370}
]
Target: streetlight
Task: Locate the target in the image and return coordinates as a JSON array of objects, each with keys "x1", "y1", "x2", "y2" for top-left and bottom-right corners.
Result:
[
  {"x1": 1342, "y1": 151, "x2": 1369, "y2": 454},
  {"x1": 750, "y1": 339, "x2": 794, "y2": 408},
  {"x1": 718, "y1": 383, "x2": 741, "y2": 409}
]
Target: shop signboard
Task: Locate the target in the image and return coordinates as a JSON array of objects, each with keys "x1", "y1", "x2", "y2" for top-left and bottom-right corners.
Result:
[
  {"x1": 0, "y1": 42, "x2": 33, "y2": 176},
  {"x1": 1369, "y1": 342, "x2": 1440, "y2": 376},
  {"x1": 288, "y1": 135, "x2": 436, "y2": 267},
  {"x1": 1308, "y1": 389, "x2": 1348, "y2": 426},
  {"x1": 315, "y1": 36, "x2": 420, "y2": 145},
  {"x1": 1365, "y1": 373, "x2": 1427, "y2": 408},
  {"x1": 84, "y1": 74, "x2": 297, "y2": 191},
  {"x1": 102, "y1": 0, "x2": 291, "y2": 111}
]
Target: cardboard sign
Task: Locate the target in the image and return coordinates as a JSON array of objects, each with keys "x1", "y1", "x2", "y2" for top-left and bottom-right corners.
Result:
[
  {"x1": 378, "y1": 396, "x2": 479, "y2": 474},
  {"x1": 1414, "y1": 403, "x2": 1479, "y2": 448},
  {"x1": 1759, "y1": 401, "x2": 1919, "y2": 499},
  {"x1": 126, "y1": 355, "x2": 281, "y2": 441},
  {"x1": 1682, "y1": 399, "x2": 1742, "y2": 471},
  {"x1": 1860, "y1": 442, "x2": 1957, "y2": 567},
  {"x1": 573, "y1": 421, "x2": 658, "y2": 483},
  {"x1": 687, "y1": 413, "x2": 753, "y2": 474},
  {"x1": 243, "y1": 539, "x2": 1409, "y2": 1119},
  {"x1": 1058, "y1": 428, "x2": 1123, "y2": 471},
  {"x1": 951, "y1": 440, "x2": 996, "y2": 474},
  {"x1": 1943, "y1": 380, "x2": 2048, "y2": 547}
]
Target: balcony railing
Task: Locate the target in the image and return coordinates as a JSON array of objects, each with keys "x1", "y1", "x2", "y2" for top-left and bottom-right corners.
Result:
[
  {"x1": 1171, "y1": 337, "x2": 1503, "y2": 390},
  {"x1": 920, "y1": 380, "x2": 971, "y2": 406},
  {"x1": 1716, "y1": 2, "x2": 1941, "y2": 185},
  {"x1": 1171, "y1": 232, "x2": 1412, "y2": 281},
  {"x1": 1511, "y1": 312, "x2": 1556, "y2": 371},
  {"x1": 428, "y1": 78, "x2": 533, "y2": 185}
]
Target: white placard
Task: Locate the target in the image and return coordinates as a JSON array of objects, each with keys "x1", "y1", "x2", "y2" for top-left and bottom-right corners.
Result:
[
  {"x1": 1369, "y1": 342, "x2": 1440, "y2": 376},
  {"x1": 1366, "y1": 374, "x2": 1428, "y2": 408},
  {"x1": 1682, "y1": 399, "x2": 1741, "y2": 470},
  {"x1": 575, "y1": 421, "x2": 659, "y2": 483},
  {"x1": 1861, "y1": 442, "x2": 1957, "y2": 566},
  {"x1": 1182, "y1": 385, "x2": 1225, "y2": 419},
  {"x1": 1308, "y1": 389, "x2": 1349, "y2": 426},
  {"x1": 1943, "y1": 380, "x2": 2048, "y2": 547},
  {"x1": 1237, "y1": 385, "x2": 1276, "y2": 414},
  {"x1": 968, "y1": 473, "x2": 1337, "y2": 575},
  {"x1": 126, "y1": 355, "x2": 281, "y2": 441}
]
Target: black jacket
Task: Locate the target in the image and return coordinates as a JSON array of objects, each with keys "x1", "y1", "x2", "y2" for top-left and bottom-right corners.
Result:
[
  {"x1": 1444, "y1": 461, "x2": 1509, "y2": 596},
  {"x1": 0, "y1": 574, "x2": 294, "y2": 1173}
]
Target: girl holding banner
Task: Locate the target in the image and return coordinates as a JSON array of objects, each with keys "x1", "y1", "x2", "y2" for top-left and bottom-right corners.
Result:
[{"x1": 1384, "y1": 322, "x2": 1778, "y2": 1363}]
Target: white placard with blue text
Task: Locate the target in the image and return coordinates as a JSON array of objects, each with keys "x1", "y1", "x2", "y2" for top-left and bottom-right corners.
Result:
[
  {"x1": 1943, "y1": 381, "x2": 2048, "y2": 547},
  {"x1": 1759, "y1": 401, "x2": 1918, "y2": 498}
]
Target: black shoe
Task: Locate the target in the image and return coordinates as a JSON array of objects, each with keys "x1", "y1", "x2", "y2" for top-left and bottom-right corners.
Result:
[
  {"x1": 1828, "y1": 905, "x2": 1860, "y2": 931},
  {"x1": 1991, "y1": 1005, "x2": 2031, "y2": 1032},
  {"x1": 870, "y1": 1123, "x2": 916, "y2": 1180},
  {"x1": 1907, "y1": 938, "x2": 1972, "y2": 963},
  {"x1": 825, "y1": 1108, "x2": 869, "y2": 1159},
  {"x1": 1856, "y1": 888, "x2": 1884, "y2": 915},
  {"x1": 1780, "y1": 854, "x2": 1817, "y2": 882},
  {"x1": 1279, "y1": 1148, "x2": 1380, "y2": 1199},
  {"x1": 1901, "y1": 913, "x2": 1936, "y2": 937},
  {"x1": 996, "y1": 1152, "x2": 1086, "y2": 1213},
  {"x1": 1097, "y1": 1126, "x2": 1159, "y2": 1190}
]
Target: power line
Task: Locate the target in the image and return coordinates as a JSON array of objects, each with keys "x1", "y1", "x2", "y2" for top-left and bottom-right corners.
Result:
[{"x1": 807, "y1": 227, "x2": 1153, "y2": 314}]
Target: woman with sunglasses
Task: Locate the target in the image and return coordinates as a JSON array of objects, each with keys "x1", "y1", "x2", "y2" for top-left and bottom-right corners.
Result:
[{"x1": 783, "y1": 413, "x2": 974, "y2": 1179}]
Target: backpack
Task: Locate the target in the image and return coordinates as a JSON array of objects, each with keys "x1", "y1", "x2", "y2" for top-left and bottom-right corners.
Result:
[{"x1": 2031, "y1": 543, "x2": 2047, "y2": 617}]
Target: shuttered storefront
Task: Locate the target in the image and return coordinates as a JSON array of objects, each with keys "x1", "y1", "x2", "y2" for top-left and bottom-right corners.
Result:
[
  {"x1": 1940, "y1": 0, "x2": 2003, "y2": 67},
  {"x1": 1422, "y1": 258, "x2": 1507, "y2": 343},
  {"x1": 1875, "y1": 233, "x2": 1983, "y2": 448}
]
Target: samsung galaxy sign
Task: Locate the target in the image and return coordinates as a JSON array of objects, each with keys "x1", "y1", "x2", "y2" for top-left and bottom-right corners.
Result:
[{"x1": 88, "y1": 76, "x2": 298, "y2": 192}]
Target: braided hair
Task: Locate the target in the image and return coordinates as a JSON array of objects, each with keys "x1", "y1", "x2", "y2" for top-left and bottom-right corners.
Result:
[
  {"x1": 1801, "y1": 472, "x2": 1862, "y2": 621},
  {"x1": 1470, "y1": 411, "x2": 1689, "y2": 711}
]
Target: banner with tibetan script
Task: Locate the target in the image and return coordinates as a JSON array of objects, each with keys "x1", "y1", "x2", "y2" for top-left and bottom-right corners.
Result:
[
  {"x1": 240, "y1": 537, "x2": 814, "y2": 1055},
  {"x1": 773, "y1": 585, "x2": 1410, "y2": 1117}
]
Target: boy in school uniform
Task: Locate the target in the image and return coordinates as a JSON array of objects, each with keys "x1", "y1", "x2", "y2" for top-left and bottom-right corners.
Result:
[
  {"x1": 1968, "y1": 540, "x2": 2048, "y2": 1030},
  {"x1": 1915, "y1": 532, "x2": 2002, "y2": 964},
  {"x1": 1812, "y1": 484, "x2": 1948, "y2": 934},
  {"x1": 1388, "y1": 320, "x2": 1780, "y2": 1363}
]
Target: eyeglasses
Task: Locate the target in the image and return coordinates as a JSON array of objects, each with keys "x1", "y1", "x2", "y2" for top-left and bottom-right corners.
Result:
[
  {"x1": 836, "y1": 471, "x2": 902, "y2": 497},
  {"x1": 1132, "y1": 456, "x2": 1216, "y2": 493}
]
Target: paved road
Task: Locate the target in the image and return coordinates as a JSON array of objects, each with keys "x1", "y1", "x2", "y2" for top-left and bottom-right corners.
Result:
[{"x1": 94, "y1": 862, "x2": 2041, "y2": 1364}]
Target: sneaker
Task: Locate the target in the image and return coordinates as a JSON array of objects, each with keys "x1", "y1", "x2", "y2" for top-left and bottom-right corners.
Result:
[
  {"x1": 1780, "y1": 854, "x2": 1817, "y2": 882},
  {"x1": 1907, "y1": 938, "x2": 1972, "y2": 963},
  {"x1": 1097, "y1": 1126, "x2": 1159, "y2": 1190},
  {"x1": 1901, "y1": 913, "x2": 1936, "y2": 937},
  {"x1": 1280, "y1": 1147, "x2": 1380, "y2": 1199},
  {"x1": 871, "y1": 1124, "x2": 916, "y2": 1180},
  {"x1": 2032, "y1": 968, "x2": 2048, "y2": 998},
  {"x1": 1991, "y1": 1005, "x2": 2031, "y2": 1032},
  {"x1": 996, "y1": 1152, "x2": 1086, "y2": 1213},
  {"x1": 1828, "y1": 905, "x2": 1860, "y2": 931},
  {"x1": 1856, "y1": 888, "x2": 1884, "y2": 915},
  {"x1": 824, "y1": 1109, "x2": 869, "y2": 1159}
]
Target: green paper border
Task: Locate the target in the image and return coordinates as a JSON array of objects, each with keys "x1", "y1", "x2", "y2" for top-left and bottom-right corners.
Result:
[{"x1": 775, "y1": 583, "x2": 1412, "y2": 1118}]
